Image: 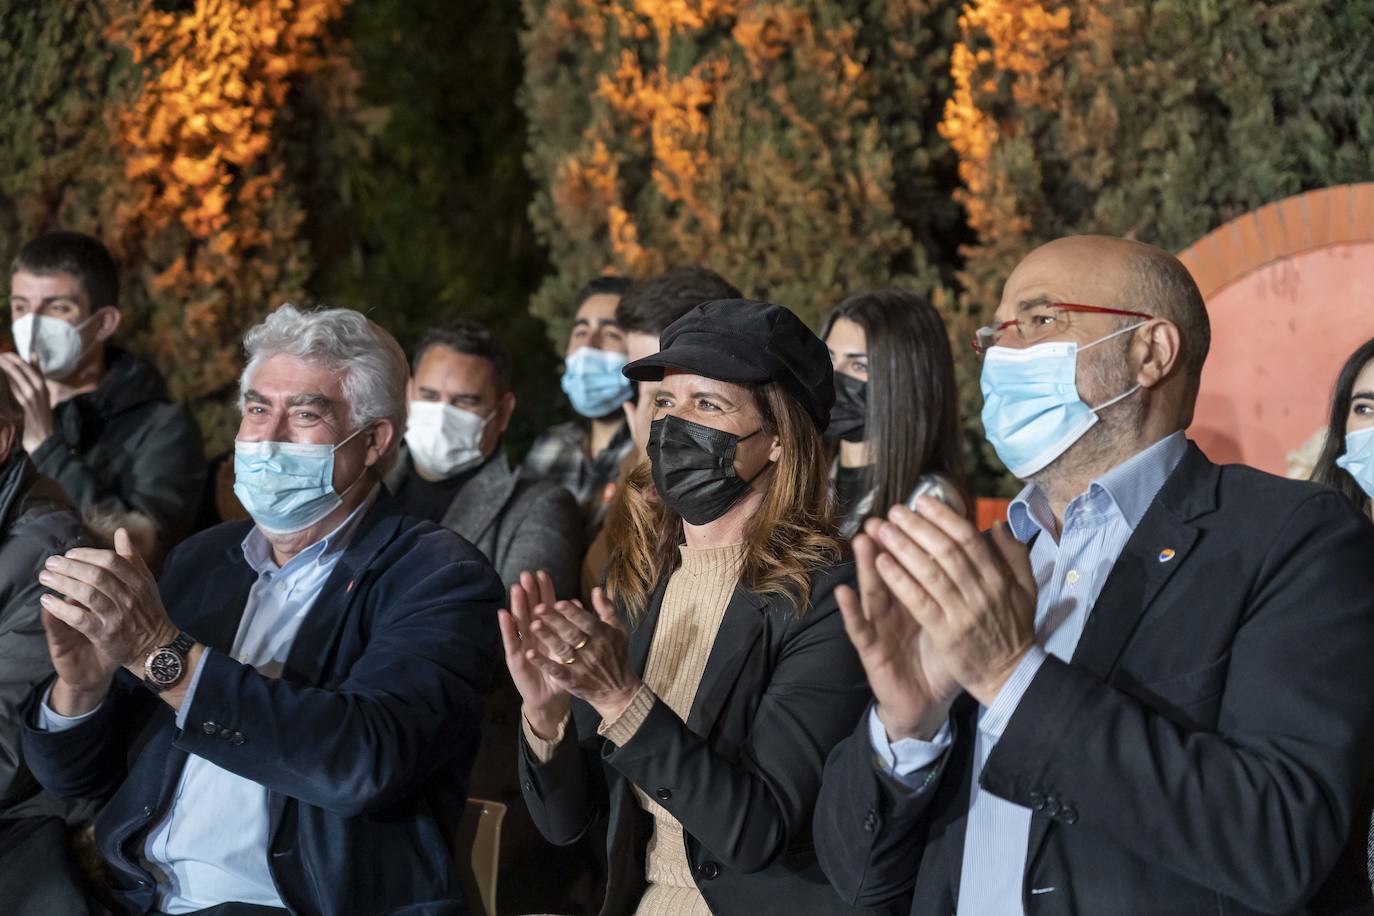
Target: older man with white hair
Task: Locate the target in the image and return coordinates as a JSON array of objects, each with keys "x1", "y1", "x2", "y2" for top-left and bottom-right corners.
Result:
[{"x1": 19, "y1": 305, "x2": 503, "y2": 916}]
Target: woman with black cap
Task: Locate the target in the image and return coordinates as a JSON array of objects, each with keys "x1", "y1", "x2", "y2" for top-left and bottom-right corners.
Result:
[
  {"x1": 822, "y1": 288, "x2": 968, "y2": 537},
  {"x1": 500, "y1": 299, "x2": 881, "y2": 915}
]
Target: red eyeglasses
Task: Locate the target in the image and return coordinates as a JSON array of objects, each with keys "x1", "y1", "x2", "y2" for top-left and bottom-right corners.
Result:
[{"x1": 972, "y1": 303, "x2": 1153, "y2": 353}]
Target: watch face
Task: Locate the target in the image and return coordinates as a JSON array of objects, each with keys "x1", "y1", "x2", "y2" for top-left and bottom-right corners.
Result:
[{"x1": 147, "y1": 648, "x2": 185, "y2": 686}]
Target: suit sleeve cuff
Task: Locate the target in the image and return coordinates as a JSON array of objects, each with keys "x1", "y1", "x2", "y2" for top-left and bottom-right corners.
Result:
[
  {"x1": 867, "y1": 703, "x2": 952, "y2": 789},
  {"x1": 597, "y1": 684, "x2": 655, "y2": 746},
  {"x1": 522, "y1": 711, "x2": 570, "y2": 764},
  {"x1": 174, "y1": 647, "x2": 213, "y2": 731},
  {"x1": 36, "y1": 683, "x2": 104, "y2": 732},
  {"x1": 978, "y1": 646, "x2": 1048, "y2": 741}
]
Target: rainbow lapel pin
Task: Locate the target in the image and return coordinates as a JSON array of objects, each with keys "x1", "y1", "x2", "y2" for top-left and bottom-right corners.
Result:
[{"x1": 1157, "y1": 548, "x2": 1177, "y2": 563}]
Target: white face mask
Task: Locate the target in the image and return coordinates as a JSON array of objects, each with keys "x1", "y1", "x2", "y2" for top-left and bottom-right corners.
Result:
[
  {"x1": 404, "y1": 400, "x2": 494, "y2": 478},
  {"x1": 11, "y1": 313, "x2": 96, "y2": 381}
]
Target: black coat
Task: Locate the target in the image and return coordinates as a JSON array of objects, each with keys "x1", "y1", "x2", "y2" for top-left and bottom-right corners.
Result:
[
  {"x1": 519, "y1": 557, "x2": 896, "y2": 915},
  {"x1": 30, "y1": 346, "x2": 206, "y2": 557},
  {"x1": 814, "y1": 443, "x2": 1374, "y2": 915},
  {"x1": 0, "y1": 451, "x2": 90, "y2": 819},
  {"x1": 20, "y1": 498, "x2": 503, "y2": 916}
]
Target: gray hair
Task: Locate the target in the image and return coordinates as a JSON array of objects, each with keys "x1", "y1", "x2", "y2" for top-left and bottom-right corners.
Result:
[{"x1": 239, "y1": 303, "x2": 409, "y2": 474}]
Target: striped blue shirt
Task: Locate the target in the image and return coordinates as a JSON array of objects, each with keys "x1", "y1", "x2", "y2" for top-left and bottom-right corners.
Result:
[{"x1": 868, "y1": 431, "x2": 1188, "y2": 914}]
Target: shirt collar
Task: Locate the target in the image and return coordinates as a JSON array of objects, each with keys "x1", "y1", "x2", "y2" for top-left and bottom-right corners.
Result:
[
  {"x1": 1008, "y1": 431, "x2": 1189, "y2": 542},
  {"x1": 241, "y1": 484, "x2": 379, "y2": 576}
]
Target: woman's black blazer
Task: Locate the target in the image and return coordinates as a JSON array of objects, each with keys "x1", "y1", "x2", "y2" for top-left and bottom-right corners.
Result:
[{"x1": 517, "y1": 557, "x2": 895, "y2": 915}]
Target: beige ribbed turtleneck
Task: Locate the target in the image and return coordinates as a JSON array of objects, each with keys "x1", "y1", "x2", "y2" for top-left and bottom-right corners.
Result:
[{"x1": 526, "y1": 541, "x2": 744, "y2": 916}]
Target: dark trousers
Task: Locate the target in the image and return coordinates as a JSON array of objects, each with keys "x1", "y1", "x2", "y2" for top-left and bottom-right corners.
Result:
[{"x1": 0, "y1": 814, "x2": 93, "y2": 916}]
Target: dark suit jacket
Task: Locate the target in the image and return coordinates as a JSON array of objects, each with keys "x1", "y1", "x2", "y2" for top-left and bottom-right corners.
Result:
[
  {"x1": 814, "y1": 444, "x2": 1374, "y2": 915},
  {"x1": 20, "y1": 497, "x2": 504, "y2": 916},
  {"x1": 518, "y1": 557, "x2": 898, "y2": 916}
]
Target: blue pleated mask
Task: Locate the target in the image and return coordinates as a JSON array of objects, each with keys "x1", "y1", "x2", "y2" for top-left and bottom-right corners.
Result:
[
  {"x1": 1336, "y1": 427, "x2": 1374, "y2": 499},
  {"x1": 980, "y1": 322, "x2": 1144, "y2": 479},
  {"x1": 560, "y1": 346, "x2": 632, "y2": 418},
  {"x1": 233, "y1": 425, "x2": 369, "y2": 534}
]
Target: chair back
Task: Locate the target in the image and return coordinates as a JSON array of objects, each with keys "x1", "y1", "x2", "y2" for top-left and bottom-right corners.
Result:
[{"x1": 456, "y1": 797, "x2": 507, "y2": 916}]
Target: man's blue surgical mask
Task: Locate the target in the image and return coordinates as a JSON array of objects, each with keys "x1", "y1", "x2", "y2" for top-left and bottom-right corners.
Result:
[
  {"x1": 1336, "y1": 427, "x2": 1374, "y2": 499},
  {"x1": 233, "y1": 425, "x2": 369, "y2": 534},
  {"x1": 561, "y1": 346, "x2": 632, "y2": 418},
  {"x1": 980, "y1": 322, "x2": 1145, "y2": 479}
]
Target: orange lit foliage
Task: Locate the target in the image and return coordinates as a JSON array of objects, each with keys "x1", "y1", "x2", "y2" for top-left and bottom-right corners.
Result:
[
  {"x1": 941, "y1": 0, "x2": 1374, "y2": 314},
  {"x1": 0, "y1": 1, "x2": 354, "y2": 445},
  {"x1": 520, "y1": 0, "x2": 959, "y2": 340},
  {"x1": 109, "y1": 0, "x2": 353, "y2": 439}
]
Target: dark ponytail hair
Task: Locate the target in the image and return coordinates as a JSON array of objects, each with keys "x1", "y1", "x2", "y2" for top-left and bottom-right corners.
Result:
[
  {"x1": 1311, "y1": 336, "x2": 1374, "y2": 516},
  {"x1": 821, "y1": 288, "x2": 967, "y2": 520}
]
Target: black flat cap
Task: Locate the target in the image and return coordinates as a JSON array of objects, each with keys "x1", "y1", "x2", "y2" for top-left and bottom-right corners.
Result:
[{"x1": 622, "y1": 298, "x2": 834, "y2": 429}]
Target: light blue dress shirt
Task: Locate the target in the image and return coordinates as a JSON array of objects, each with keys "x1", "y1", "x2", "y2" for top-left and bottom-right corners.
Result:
[
  {"x1": 40, "y1": 491, "x2": 376, "y2": 914},
  {"x1": 867, "y1": 432, "x2": 1187, "y2": 914}
]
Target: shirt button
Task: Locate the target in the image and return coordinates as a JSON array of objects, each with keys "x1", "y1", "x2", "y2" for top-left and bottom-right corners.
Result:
[
  {"x1": 697, "y1": 861, "x2": 719, "y2": 880},
  {"x1": 655, "y1": 787, "x2": 672, "y2": 801},
  {"x1": 276, "y1": 582, "x2": 286, "y2": 593},
  {"x1": 1065, "y1": 569, "x2": 1080, "y2": 586},
  {"x1": 141, "y1": 805, "x2": 153, "y2": 817}
]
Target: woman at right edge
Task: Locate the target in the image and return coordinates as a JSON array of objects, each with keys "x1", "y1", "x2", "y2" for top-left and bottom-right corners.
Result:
[{"x1": 499, "y1": 299, "x2": 894, "y2": 915}]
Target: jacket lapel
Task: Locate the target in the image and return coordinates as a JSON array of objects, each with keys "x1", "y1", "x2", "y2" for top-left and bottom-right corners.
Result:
[
  {"x1": 1021, "y1": 443, "x2": 1218, "y2": 876},
  {"x1": 442, "y1": 452, "x2": 519, "y2": 545},
  {"x1": 280, "y1": 499, "x2": 403, "y2": 687},
  {"x1": 686, "y1": 587, "x2": 767, "y2": 737},
  {"x1": 628, "y1": 578, "x2": 670, "y2": 677},
  {"x1": 180, "y1": 542, "x2": 254, "y2": 655}
]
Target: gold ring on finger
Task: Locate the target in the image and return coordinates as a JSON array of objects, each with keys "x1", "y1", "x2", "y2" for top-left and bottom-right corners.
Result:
[
  {"x1": 571, "y1": 637, "x2": 589, "y2": 651},
  {"x1": 559, "y1": 654, "x2": 577, "y2": 665}
]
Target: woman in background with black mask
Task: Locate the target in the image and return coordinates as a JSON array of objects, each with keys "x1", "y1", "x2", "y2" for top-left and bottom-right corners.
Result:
[
  {"x1": 822, "y1": 288, "x2": 968, "y2": 537},
  {"x1": 501, "y1": 299, "x2": 881, "y2": 915}
]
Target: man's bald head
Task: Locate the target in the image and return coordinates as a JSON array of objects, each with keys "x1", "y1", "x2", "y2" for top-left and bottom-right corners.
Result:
[{"x1": 1016, "y1": 235, "x2": 1210, "y2": 378}]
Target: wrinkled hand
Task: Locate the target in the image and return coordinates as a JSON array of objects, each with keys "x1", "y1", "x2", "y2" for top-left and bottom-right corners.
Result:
[
  {"x1": 522, "y1": 588, "x2": 641, "y2": 724},
  {"x1": 872, "y1": 499, "x2": 1037, "y2": 707},
  {"x1": 0, "y1": 353, "x2": 55, "y2": 453},
  {"x1": 499, "y1": 570, "x2": 572, "y2": 738},
  {"x1": 38, "y1": 528, "x2": 178, "y2": 674},
  {"x1": 838, "y1": 527, "x2": 961, "y2": 741}
]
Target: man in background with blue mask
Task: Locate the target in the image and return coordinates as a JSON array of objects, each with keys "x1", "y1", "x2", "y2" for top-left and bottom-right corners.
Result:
[
  {"x1": 522, "y1": 275, "x2": 636, "y2": 538},
  {"x1": 20, "y1": 304, "x2": 503, "y2": 915},
  {"x1": 815, "y1": 235, "x2": 1374, "y2": 913},
  {"x1": 3, "y1": 231, "x2": 206, "y2": 561}
]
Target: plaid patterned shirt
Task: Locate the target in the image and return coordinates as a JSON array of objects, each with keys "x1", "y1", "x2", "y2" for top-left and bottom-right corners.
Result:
[{"x1": 521, "y1": 419, "x2": 635, "y2": 537}]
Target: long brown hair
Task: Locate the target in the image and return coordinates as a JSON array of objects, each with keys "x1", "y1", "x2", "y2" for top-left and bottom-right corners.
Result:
[
  {"x1": 821, "y1": 288, "x2": 968, "y2": 518},
  {"x1": 1312, "y1": 335, "x2": 1374, "y2": 517},
  {"x1": 605, "y1": 381, "x2": 842, "y2": 622}
]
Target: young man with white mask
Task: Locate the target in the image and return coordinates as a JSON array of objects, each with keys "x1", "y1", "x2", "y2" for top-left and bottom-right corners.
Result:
[
  {"x1": 385, "y1": 319, "x2": 582, "y2": 596},
  {"x1": 814, "y1": 236, "x2": 1374, "y2": 913},
  {"x1": 3, "y1": 232, "x2": 205, "y2": 559},
  {"x1": 522, "y1": 275, "x2": 636, "y2": 538},
  {"x1": 20, "y1": 304, "x2": 503, "y2": 916}
]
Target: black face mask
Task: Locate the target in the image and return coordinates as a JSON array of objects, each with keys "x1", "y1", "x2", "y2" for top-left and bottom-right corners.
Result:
[
  {"x1": 825, "y1": 373, "x2": 867, "y2": 443},
  {"x1": 648, "y1": 415, "x2": 770, "y2": 525}
]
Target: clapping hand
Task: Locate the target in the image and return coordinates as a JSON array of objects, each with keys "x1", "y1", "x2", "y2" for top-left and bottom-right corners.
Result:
[
  {"x1": 499, "y1": 570, "x2": 572, "y2": 739},
  {"x1": 37, "y1": 528, "x2": 177, "y2": 716},
  {"x1": 871, "y1": 499, "x2": 1037, "y2": 708},
  {"x1": 0, "y1": 352, "x2": 56, "y2": 453}
]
